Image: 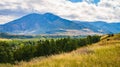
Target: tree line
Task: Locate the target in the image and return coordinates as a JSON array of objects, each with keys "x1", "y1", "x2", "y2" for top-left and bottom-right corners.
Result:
[{"x1": 0, "y1": 35, "x2": 100, "y2": 63}]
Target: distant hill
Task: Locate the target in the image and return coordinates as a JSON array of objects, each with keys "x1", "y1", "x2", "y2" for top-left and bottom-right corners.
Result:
[
  {"x1": 0, "y1": 13, "x2": 120, "y2": 35},
  {"x1": 74, "y1": 21, "x2": 120, "y2": 34}
]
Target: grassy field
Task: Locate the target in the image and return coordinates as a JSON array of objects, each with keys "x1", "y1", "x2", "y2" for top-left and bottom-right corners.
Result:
[{"x1": 0, "y1": 34, "x2": 120, "y2": 67}]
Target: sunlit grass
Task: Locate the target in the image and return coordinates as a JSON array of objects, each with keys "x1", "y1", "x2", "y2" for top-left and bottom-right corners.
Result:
[
  {"x1": 14, "y1": 41, "x2": 120, "y2": 67},
  {"x1": 0, "y1": 38, "x2": 11, "y2": 41},
  {"x1": 1, "y1": 34, "x2": 120, "y2": 67}
]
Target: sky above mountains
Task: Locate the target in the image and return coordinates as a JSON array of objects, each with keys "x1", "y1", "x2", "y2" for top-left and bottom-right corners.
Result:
[
  {"x1": 0, "y1": 0, "x2": 120, "y2": 24},
  {"x1": 70, "y1": 0, "x2": 100, "y2": 5}
]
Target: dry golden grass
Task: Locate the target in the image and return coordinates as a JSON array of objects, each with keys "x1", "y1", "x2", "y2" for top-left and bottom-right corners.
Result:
[
  {"x1": 13, "y1": 34, "x2": 120, "y2": 67},
  {"x1": 0, "y1": 38, "x2": 11, "y2": 41}
]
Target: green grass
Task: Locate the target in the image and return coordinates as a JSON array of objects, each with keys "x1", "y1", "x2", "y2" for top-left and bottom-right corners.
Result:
[
  {"x1": 0, "y1": 64, "x2": 13, "y2": 67},
  {"x1": 1, "y1": 34, "x2": 120, "y2": 67}
]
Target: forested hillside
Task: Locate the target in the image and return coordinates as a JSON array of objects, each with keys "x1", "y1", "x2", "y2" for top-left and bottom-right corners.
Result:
[
  {"x1": 0, "y1": 35, "x2": 100, "y2": 63},
  {"x1": 14, "y1": 34, "x2": 120, "y2": 67}
]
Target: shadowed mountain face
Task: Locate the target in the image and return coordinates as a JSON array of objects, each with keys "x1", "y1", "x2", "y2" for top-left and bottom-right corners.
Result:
[
  {"x1": 0, "y1": 13, "x2": 85, "y2": 34},
  {"x1": 74, "y1": 21, "x2": 120, "y2": 34},
  {"x1": 88, "y1": 22, "x2": 120, "y2": 34},
  {"x1": 0, "y1": 13, "x2": 120, "y2": 35}
]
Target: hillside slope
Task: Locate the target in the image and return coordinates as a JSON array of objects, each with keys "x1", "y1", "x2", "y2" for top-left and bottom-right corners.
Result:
[
  {"x1": 1, "y1": 13, "x2": 120, "y2": 35},
  {"x1": 0, "y1": 13, "x2": 86, "y2": 35},
  {"x1": 74, "y1": 21, "x2": 120, "y2": 34},
  {"x1": 9, "y1": 34, "x2": 120, "y2": 67}
]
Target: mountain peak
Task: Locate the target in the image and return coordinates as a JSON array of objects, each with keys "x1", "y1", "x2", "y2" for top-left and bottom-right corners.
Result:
[
  {"x1": 22, "y1": 13, "x2": 60, "y2": 21},
  {"x1": 26, "y1": 13, "x2": 57, "y2": 17},
  {"x1": 24, "y1": 13, "x2": 42, "y2": 17},
  {"x1": 44, "y1": 13, "x2": 56, "y2": 16},
  {"x1": 43, "y1": 13, "x2": 60, "y2": 21}
]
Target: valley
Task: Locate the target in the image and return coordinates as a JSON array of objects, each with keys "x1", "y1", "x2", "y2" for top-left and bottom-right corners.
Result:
[{"x1": 0, "y1": 33, "x2": 120, "y2": 67}]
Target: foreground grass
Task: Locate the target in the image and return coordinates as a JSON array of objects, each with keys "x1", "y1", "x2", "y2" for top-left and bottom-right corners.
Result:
[
  {"x1": 13, "y1": 35, "x2": 120, "y2": 67},
  {"x1": 14, "y1": 41, "x2": 120, "y2": 67},
  {"x1": 1, "y1": 34, "x2": 120, "y2": 67}
]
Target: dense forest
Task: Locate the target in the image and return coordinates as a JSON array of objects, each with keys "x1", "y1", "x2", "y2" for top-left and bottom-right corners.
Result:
[{"x1": 0, "y1": 35, "x2": 100, "y2": 63}]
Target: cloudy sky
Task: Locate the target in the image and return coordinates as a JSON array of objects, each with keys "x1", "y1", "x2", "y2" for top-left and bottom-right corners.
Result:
[{"x1": 0, "y1": 0, "x2": 120, "y2": 24}]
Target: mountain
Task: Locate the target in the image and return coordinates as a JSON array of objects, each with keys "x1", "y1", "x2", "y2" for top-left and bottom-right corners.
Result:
[
  {"x1": 74, "y1": 21, "x2": 120, "y2": 34},
  {"x1": 110, "y1": 23, "x2": 120, "y2": 32},
  {"x1": 0, "y1": 13, "x2": 120, "y2": 35},
  {"x1": 0, "y1": 13, "x2": 87, "y2": 35}
]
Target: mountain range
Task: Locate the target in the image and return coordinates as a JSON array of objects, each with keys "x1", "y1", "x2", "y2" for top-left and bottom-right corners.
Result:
[{"x1": 0, "y1": 13, "x2": 120, "y2": 35}]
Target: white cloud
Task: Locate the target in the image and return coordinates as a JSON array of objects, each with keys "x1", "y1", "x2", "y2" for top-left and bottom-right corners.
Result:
[
  {"x1": 0, "y1": 15, "x2": 17, "y2": 24},
  {"x1": 0, "y1": 0, "x2": 120, "y2": 24}
]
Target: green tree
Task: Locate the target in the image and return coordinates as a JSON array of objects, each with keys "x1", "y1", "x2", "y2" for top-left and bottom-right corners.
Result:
[{"x1": 0, "y1": 41, "x2": 14, "y2": 63}]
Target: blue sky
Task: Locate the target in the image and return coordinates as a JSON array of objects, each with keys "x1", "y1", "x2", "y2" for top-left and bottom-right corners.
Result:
[
  {"x1": 70, "y1": 0, "x2": 83, "y2": 2},
  {"x1": 94, "y1": 0, "x2": 100, "y2": 4},
  {"x1": 70, "y1": 0, "x2": 100, "y2": 5},
  {"x1": 0, "y1": 0, "x2": 119, "y2": 24}
]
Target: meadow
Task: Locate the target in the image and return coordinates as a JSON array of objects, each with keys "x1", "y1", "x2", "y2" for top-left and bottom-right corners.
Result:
[{"x1": 0, "y1": 34, "x2": 120, "y2": 67}]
